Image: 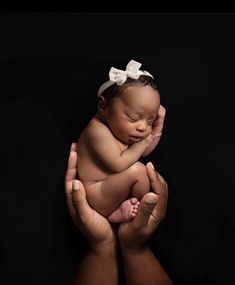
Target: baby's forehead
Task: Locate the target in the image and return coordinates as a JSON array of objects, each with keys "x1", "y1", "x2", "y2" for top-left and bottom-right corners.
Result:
[
  {"x1": 118, "y1": 87, "x2": 160, "y2": 114},
  {"x1": 122, "y1": 84, "x2": 158, "y2": 93},
  {"x1": 120, "y1": 86, "x2": 160, "y2": 102}
]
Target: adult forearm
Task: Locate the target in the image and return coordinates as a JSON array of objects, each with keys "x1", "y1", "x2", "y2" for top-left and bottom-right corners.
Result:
[
  {"x1": 121, "y1": 246, "x2": 173, "y2": 285},
  {"x1": 72, "y1": 247, "x2": 118, "y2": 285}
]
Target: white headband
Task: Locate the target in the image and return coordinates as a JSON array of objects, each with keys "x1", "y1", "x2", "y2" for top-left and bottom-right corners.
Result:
[{"x1": 97, "y1": 59, "x2": 154, "y2": 97}]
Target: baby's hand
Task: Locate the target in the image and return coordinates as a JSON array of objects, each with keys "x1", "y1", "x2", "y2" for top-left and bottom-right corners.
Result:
[{"x1": 139, "y1": 134, "x2": 158, "y2": 148}]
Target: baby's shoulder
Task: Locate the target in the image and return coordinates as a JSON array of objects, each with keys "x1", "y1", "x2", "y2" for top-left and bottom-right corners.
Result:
[{"x1": 83, "y1": 117, "x2": 112, "y2": 140}]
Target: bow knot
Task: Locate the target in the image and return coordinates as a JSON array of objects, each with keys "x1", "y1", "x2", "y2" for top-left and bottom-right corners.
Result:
[
  {"x1": 97, "y1": 59, "x2": 154, "y2": 96},
  {"x1": 109, "y1": 60, "x2": 153, "y2": 85}
]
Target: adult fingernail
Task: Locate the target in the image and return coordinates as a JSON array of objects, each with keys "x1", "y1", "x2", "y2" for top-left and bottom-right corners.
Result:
[
  {"x1": 73, "y1": 180, "x2": 80, "y2": 191},
  {"x1": 156, "y1": 188, "x2": 163, "y2": 194},
  {"x1": 149, "y1": 162, "x2": 155, "y2": 169},
  {"x1": 145, "y1": 195, "x2": 158, "y2": 204}
]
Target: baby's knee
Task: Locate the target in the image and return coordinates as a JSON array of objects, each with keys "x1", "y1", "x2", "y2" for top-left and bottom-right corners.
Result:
[
  {"x1": 128, "y1": 162, "x2": 147, "y2": 178},
  {"x1": 129, "y1": 162, "x2": 150, "y2": 199}
]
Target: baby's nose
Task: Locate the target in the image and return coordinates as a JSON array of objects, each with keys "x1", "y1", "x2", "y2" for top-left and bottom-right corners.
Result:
[{"x1": 136, "y1": 121, "x2": 147, "y2": 132}]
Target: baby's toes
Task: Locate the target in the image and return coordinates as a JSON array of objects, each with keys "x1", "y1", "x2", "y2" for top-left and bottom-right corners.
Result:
[
  {"x1": 129, "y1": 197, "x2": 138, "y2": 205},
  {"x1": 131, "y1": 211, "x2": 137, "y2": 217},
  {"x1": 132, "y1": 207, "x2": 138, "y2": 214},
  {"x1": 133, "y1": 204, "x2": 138, "y2": 210}
]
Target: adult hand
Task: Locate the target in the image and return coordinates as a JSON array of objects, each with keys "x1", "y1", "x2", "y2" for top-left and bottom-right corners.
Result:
[
  {"x1": 152, "y1": 105, "x2": 166, "y2": 137},
  {"x1": 65, "y1": 143, "x2": 116, "y2": 253},
  {"x1": 141, "y1": 105, "x2": 166, "y2": 157},
  {"x1": 118, "y1": 162, "x2": 173, "y2": 285},
  {"x1": 65, "y1": 143, "x2": 118, "y2": 284},
  {"x1": 118, "y1": 161, "x2": 168, "y2": 251}
]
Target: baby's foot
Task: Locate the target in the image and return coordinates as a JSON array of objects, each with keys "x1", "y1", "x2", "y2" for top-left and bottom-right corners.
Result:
[{"x1": 108, "y1": 198, "x2": 140, "y2": 223}]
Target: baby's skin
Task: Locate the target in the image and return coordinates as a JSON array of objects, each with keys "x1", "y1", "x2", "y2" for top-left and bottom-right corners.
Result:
[{"x1": 78, "y1": 85, "x2": 164, "y2": 223}]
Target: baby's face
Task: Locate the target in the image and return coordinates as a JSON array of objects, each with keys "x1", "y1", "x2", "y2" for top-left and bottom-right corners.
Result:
[{"x1": 105, "y1": 86, "x2": 160, "y2": 144}]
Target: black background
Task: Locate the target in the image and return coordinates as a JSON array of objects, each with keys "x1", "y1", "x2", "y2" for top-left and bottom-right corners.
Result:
[{"x1": 0, "y1": 12, "x2": 234, "y2": 285}]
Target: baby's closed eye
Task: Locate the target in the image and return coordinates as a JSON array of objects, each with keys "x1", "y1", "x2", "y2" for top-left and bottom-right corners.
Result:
[
  {"x1": 147, "y1": 119, "x2": 155, "y2": 126},
  {"x1": 127, "y1": 114, "x2": 139, "y2": 122}
]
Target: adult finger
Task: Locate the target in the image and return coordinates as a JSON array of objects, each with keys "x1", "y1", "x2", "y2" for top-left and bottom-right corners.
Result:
[
  {"x1": 159, "y1": 105, "x2": 166, "y2": 116},
  {"x1": 153, "y1": 105, "x2": 166, "y2": 126},
  {"x1": 72, "y1": 180, "x2": 92, "y2": 225},
  {"x1": 64, "y1": 144, "x2": 78, "y2": 222},
  {"x1": 146, "y1": 162, "x2": 168, "y2": 225},
  {"x1": 65, "y1": 144, "x2": 78, "y2": 185},
  {"x1": 133, "y1": 192, "x2": 158, "y2": 228},
  {"x1": 71, "y1": 142, "x2": 78, "y2": 152},
  {"x1": 146, "y1": 162, "x2": 165, "y2": 194}
]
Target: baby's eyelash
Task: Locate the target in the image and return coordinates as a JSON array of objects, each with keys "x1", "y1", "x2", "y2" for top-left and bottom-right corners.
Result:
[
  {"x1": 148, "y1": 117, "x2": 157, "y2": 124},
  {"x1": 127, "y1": 115, "x2": 138, "y2": 121},
  {"x1": 147, "y1": 120, "x2": 154, "y2": 126}
]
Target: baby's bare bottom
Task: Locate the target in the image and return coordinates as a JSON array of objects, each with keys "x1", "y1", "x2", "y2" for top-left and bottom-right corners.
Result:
[{"x1": 85, "y1": 162, "x2": 149, "y2": 222}]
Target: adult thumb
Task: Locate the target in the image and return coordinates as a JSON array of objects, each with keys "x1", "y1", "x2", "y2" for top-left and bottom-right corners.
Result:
[{"x1": 136, "y1": 193, "x2": 158, "y2": 227}]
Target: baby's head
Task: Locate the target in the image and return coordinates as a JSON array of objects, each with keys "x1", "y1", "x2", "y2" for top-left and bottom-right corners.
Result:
[{"x1": 97, "y1": 60, "x2": 160, "y2": 144}]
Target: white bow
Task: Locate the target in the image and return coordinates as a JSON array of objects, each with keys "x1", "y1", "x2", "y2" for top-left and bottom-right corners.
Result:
[
  {"x1": 109, "y1": 60, "x2": 153, "y2": 85},
  {"x1": 97, "y1": 59, "x2": 154, "y2": 96}
]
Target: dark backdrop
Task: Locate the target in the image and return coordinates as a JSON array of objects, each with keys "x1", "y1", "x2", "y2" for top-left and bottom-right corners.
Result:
[{"x1": 0, "y1": 12, "x2": 234, "y2": 285}]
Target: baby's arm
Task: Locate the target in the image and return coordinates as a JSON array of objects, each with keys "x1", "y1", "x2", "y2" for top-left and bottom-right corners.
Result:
[
  {"x1": 142, "y1": 105, "x2": 166, "y2": 157},
  {"x1": 85, "y1": 125, "x2": 154, "y2": 173}
]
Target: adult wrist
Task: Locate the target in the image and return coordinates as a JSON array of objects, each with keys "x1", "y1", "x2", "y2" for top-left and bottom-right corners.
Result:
[
  {"x1": 120, "y1": 238, "x2": 148, "y2": 255},
  {"x1": 120, "y1": 242, "x2": 149, "y2": 257},
  {"x1": 90, "y1": 240, "x2": 117, "y2": 258}
]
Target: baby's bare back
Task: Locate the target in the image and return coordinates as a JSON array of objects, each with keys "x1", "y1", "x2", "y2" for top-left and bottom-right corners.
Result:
[{"x1": 77, "y1": 117, "x2": 127, "y2": 186}]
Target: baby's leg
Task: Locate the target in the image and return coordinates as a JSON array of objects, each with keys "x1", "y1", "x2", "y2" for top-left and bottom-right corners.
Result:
[{"x1": 85, "y1": 162, "x2": 149, "y2": 222}]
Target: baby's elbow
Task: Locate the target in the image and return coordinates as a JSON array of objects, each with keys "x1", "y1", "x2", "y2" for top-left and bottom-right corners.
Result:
[{"x1": 108, "y1": 162, "x2": 126, "y2": 173}]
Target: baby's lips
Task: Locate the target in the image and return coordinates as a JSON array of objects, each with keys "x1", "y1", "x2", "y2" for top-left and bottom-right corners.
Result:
[{"x1": 129, "y1": 136, "x2": 143, "y2": 143}]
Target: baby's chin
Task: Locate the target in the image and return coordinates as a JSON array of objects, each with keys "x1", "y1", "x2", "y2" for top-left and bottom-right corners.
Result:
[
  {"x1": 118, "y1": 135, "x2": 147, "y2": 145},
  {"x1": 128, "y1": 136, "x2": 145, "y2": 144}
]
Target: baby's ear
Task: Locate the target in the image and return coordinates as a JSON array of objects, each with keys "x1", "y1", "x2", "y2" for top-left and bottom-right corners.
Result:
[{"x1": 97, "y1": 96, "x2": 106, "y2": 113}]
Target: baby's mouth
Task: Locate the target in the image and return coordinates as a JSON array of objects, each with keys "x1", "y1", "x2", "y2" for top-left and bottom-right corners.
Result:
[{"x1": 129, "y1": 136, "x2": 143, "y2": 142}]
